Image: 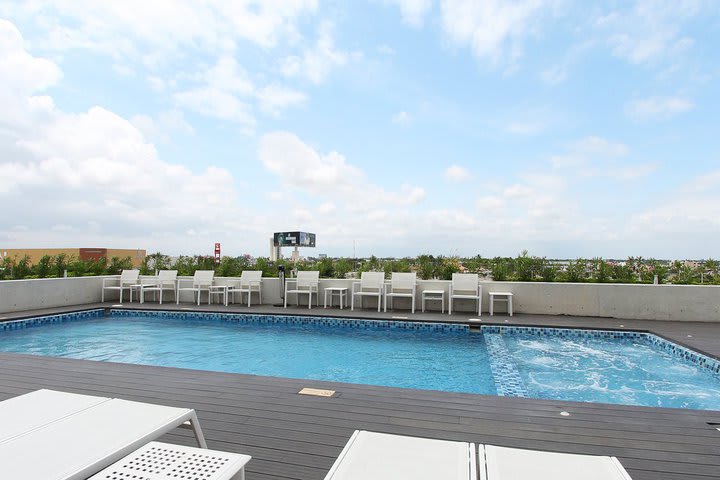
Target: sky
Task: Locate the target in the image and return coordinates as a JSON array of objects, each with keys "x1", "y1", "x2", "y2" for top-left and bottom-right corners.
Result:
[{"x1": 0, "y1": 0, "x2": 719, "y2": 260}]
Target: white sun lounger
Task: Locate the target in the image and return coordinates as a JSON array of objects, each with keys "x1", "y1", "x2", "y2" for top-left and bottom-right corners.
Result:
[
  {"x1": 0, "y1": 389, "x2": 207, "y2": 480},
  {"x1": 480, "y1": 445, "x2": 632, "y2": 480},
  {"x1": 324, "y1": 430, "x2": 476, "y2": 480}
]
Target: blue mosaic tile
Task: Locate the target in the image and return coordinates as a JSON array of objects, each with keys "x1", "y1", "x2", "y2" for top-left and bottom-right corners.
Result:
[
  {"x1": 108, "y1": 309, "x2": 469, "y2": 333},
  {"x1": 0, "y1": 309, "x2": 105, "y2": 331},
  {"x1": 484, "y1": 333, "x2": 528, "y2": 397}
]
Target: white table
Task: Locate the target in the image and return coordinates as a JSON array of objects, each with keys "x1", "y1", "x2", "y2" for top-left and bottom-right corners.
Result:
[
  {"x1": 422, "y1": 290, "x2": 445, "y2": 313},
  {"x1": 489, "y1": 292, "x2": 514, "y2": 316},
  {"x1": 88, "y1": 441, "x2": 251, "y2": 480},
  {"x1": 324, "y1": 287, "x2": 348, "y2": 309},
  {"x1": 209, "y1": 285, "x2": 228, "y2": 305}
]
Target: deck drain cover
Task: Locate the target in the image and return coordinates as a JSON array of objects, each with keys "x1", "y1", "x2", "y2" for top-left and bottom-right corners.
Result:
[{"x1": 299, "y1": 388, "x2": 335, "y2": 397}]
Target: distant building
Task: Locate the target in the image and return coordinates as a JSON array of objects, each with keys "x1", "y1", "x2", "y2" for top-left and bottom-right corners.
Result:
[
  {"x1": 268, "y1": 238, "x2": 281, "y2": 261},
  {"x1": 0, "y1": 248, "x2": 146, "y2": 267}
]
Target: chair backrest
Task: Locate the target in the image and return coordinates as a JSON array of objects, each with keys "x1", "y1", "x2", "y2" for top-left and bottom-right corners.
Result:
[
  {"x1": 452, "y1": 273, "x2": 479, "y2": 294},
  {"x1": 360, "y1": 272, "x2": 385, "y2": 290},
  {"x1": 157, "y1": 270, "x2": 178, "y2": 285},
  {"x1": 192, "y1": 270, "x2": 215, "y2": 286},
  {"x1": 390, "y1": 272, "x2": 416, "y2": 291},
  {"x1": 119, "y1": 270, "x2": 140, "y2": 285},
  {"x1": 295, "y1": 270, "x2": 320, "y2": 289},
  {"x1": 240, "y1": 270, "x2": 262, "y2": 287}
]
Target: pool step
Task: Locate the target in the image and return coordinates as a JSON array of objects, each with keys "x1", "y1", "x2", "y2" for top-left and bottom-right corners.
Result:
[{"x1": 484, "y1": 333, "x2": 528, "y2": 397}]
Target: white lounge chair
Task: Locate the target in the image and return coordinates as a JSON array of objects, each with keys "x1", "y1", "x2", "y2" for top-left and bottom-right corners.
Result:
[
  {"x1": 176, "y1": 270, "x2": 215, "y2": 305},
  {"x1": 0, "y1": 389, "x2": 207, "y2": 480},
  {"x1": 284, "y1": 270, "x2": 320, "y2": 309},
  {"x1": 351, "y1": 272, "x2": 385, "y2": 312},
  {"x1": 324, "y1": 430, "x2": 476, "y2": 480},
  {"x1": 140, "y1": 270, "x2": 178, "y2": 304},
  {"x1": 384, "y1": 272, "x2": 417, "y2": 314},
  {"x1": 101, "y1": 269, "x2": 140, "y2": 303},
  {"x1": 481, "y1": 444, "x2": 633, "y2": 480},
  {"x1": 227, "y1": 270, "x2": 263, "y2": 307},
  {"x1": 449, "y1": 273, "x2": 482, "y2": 316}
]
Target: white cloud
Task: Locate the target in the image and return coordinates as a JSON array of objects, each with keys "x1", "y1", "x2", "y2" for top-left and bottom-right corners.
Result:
[
  {"x1": 175, "y1": 87, "x2": 256, "y2": 129},
  {"x1": 597, "y1": 0, "x2": 702, "y2": 65},
  {"x1": 438, "y1": 0, "x2": 555, "y2": 68},
  {"x1": 551, "y1": 136, "x2": 629, "y2": 168},
  {"x1": 625, "y1": 96, "x2": 695, "y2": 121},
  {"x1": 444, "y1": 165, "x2": 472, "y2": 183},
  {"x1": 279, "y1": 21, "x2": 349, "y2": 84},
  {"x1": 255, "y1": 84, "x2": 307, "y2": 116},
  {"x1": 3, "y1": 1, "x2": 319, "y2": 61},
  {"x1": 550, "y1": 136, "x2": 658, "y2": 181},
  {"x1": 0, "y1": 19, "x2": 270, "y2": 254},
  {"x1": 130, "y1": 110, "x2": 194, "y2": 143},
  {"x1": 259, "y1": 131, "x2": 426, "y2": 207},
  {"x1": 392, "y1": 111, "x2": 413, "y2": 125},
  {"x1": 387, "y1": 0, "x2": 433, "y2": 27},
  {"x1": 506, "y1": 121, "x2": 545, "y2": 135},
  {"x1": 632, "y1": 170, "x2": 720, "y2": 236}
]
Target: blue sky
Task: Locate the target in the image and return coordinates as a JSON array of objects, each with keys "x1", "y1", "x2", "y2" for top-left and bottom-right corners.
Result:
[{"x1": 0, "y1": 0, "x2": 718, "y2": 259}]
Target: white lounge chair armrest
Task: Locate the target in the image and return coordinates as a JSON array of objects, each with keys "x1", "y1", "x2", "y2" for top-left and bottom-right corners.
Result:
[
  {"x1": 351, "y1": 281, "x2": 360, "y2": 294},
  {"x1": 285, "y1": 279, "x2": 297, "y2": 290},
  {"x1": 177, "y1": 278, "x2": 193, "y2": 288}
]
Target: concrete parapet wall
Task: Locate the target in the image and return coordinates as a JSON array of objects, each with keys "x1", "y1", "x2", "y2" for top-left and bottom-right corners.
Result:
[{"x1": 0, "y1": 276, "x2": 718, "y2": 322}]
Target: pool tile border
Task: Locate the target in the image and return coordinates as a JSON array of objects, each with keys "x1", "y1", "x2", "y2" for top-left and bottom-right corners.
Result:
[
  {"x1": 0, "y1": 309, "x2": 105, "y2": 330},
  {"x1": 110, "y1": 308, "x2": 470, "y2": 332}
]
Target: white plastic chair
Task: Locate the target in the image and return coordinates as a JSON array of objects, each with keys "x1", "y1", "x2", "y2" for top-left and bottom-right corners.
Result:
[
  {"x1": 176, "y1": 270, "x2": 214, "y2": 305},
  {"x1": 448, "y1": 273, "x2": 482, "y2": 316},
  {"x1": 140, "y1": 270, "x2": 178, "y2": 304},
  {"x1": 227, "y1": 270, "x2": 263, "y2": 307},
  {"x1": 284, "y1": 271, "x2": 320, "y2": 309},
  {"x1": 351, "y1": 272, "x2": 385, "y2": 312},
  {"x1": 384, "y1": 272, "x2": 417, "y2": 313},
  {"x1": 101, "y1": 270, "x2": 139, "y2": 303}
]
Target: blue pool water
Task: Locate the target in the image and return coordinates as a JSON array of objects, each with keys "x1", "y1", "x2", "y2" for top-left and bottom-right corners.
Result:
[{"x1": 1, "y1": 312, "x2": 720, "y2": 410}]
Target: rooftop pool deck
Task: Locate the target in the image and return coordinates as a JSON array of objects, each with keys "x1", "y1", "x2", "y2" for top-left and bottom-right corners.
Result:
[{"x1": 1, "y1": 303, "x2": 720, "y2": 479}]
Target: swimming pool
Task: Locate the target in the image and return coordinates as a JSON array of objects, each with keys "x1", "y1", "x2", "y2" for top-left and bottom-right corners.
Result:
[{"x1": 2, "y1": 309, "x2": 720, "y2": 410}]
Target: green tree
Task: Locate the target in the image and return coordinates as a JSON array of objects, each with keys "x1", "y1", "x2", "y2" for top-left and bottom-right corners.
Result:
[
  {"x1": 334, "y1": 258, "x2": 353, "y2": 278},
  {"x1": 35, "y1": 255, "x2": 54, "y2": 278},
  {"x1": 106, "y1": 256, "x2": 133, "y2": 275},
  {"x1": 316, "y1": 258, "x2": 335, "y2": 278},
  {"x1": 13, "y1": 255, "x2": 32, "y2": 279},
  {"x1": 54, "y1": 254, "x2": 69, "y2": 278},
  {"x1": 591, "y1": 257, "x2": 610, "y2": 283},
  {"x1": 564, "y1": 258, "x2": 588, "y2": 282},
  {"x1": 490, "y1": 257, "x2": 511, "y2": 281},
  {"x1": 414, "y1": 254, "x2": 438, "y2": 280}
]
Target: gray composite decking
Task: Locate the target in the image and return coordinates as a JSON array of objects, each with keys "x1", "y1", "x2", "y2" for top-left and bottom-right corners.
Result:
[{"x1": 1, "y1": 303, "x2": 720, "y2": 479}]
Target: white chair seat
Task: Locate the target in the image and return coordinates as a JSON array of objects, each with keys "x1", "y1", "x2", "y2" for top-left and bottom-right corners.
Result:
[
  {"x1": 324, "y1": 430, "x2": 476, "y2": 480},
  {"x1": 483, "y1": 445, "x2": 632, "y2": 480},
  {"x1": 0, "y1": 389, "x2": 207, "y2": 480}
]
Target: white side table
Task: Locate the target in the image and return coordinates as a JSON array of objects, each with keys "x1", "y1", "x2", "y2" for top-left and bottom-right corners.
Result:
[
  {"x1": 209, "y1": 285, "x2": 228, "y2": 305},
  {"x1": 422, "y1": 290, "x2": 445, "y2": 313},
  {"x1": 324, "y1": 287, "x2": 348, "y2": 309},
  {"x1": 489, "y1": 292, "x2": 513, "y2": 316},
  {"x1": 88, "y1": 441, "x2": 251, "y2": 480}
]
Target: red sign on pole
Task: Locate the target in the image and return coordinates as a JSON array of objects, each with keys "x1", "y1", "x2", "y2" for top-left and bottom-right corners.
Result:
[{"x1": 214, "y1": 243, "x2": 221, "y2": 265}]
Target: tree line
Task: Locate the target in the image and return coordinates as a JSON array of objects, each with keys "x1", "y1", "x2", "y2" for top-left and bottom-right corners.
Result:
[{"x1": 1, "y1": 251, "x2": 718, "y2": 285}]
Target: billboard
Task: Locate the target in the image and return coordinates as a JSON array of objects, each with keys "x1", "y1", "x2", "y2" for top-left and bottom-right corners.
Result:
[{"x1": 273, "y1": 231, "x2": 316, "y2": 247}]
